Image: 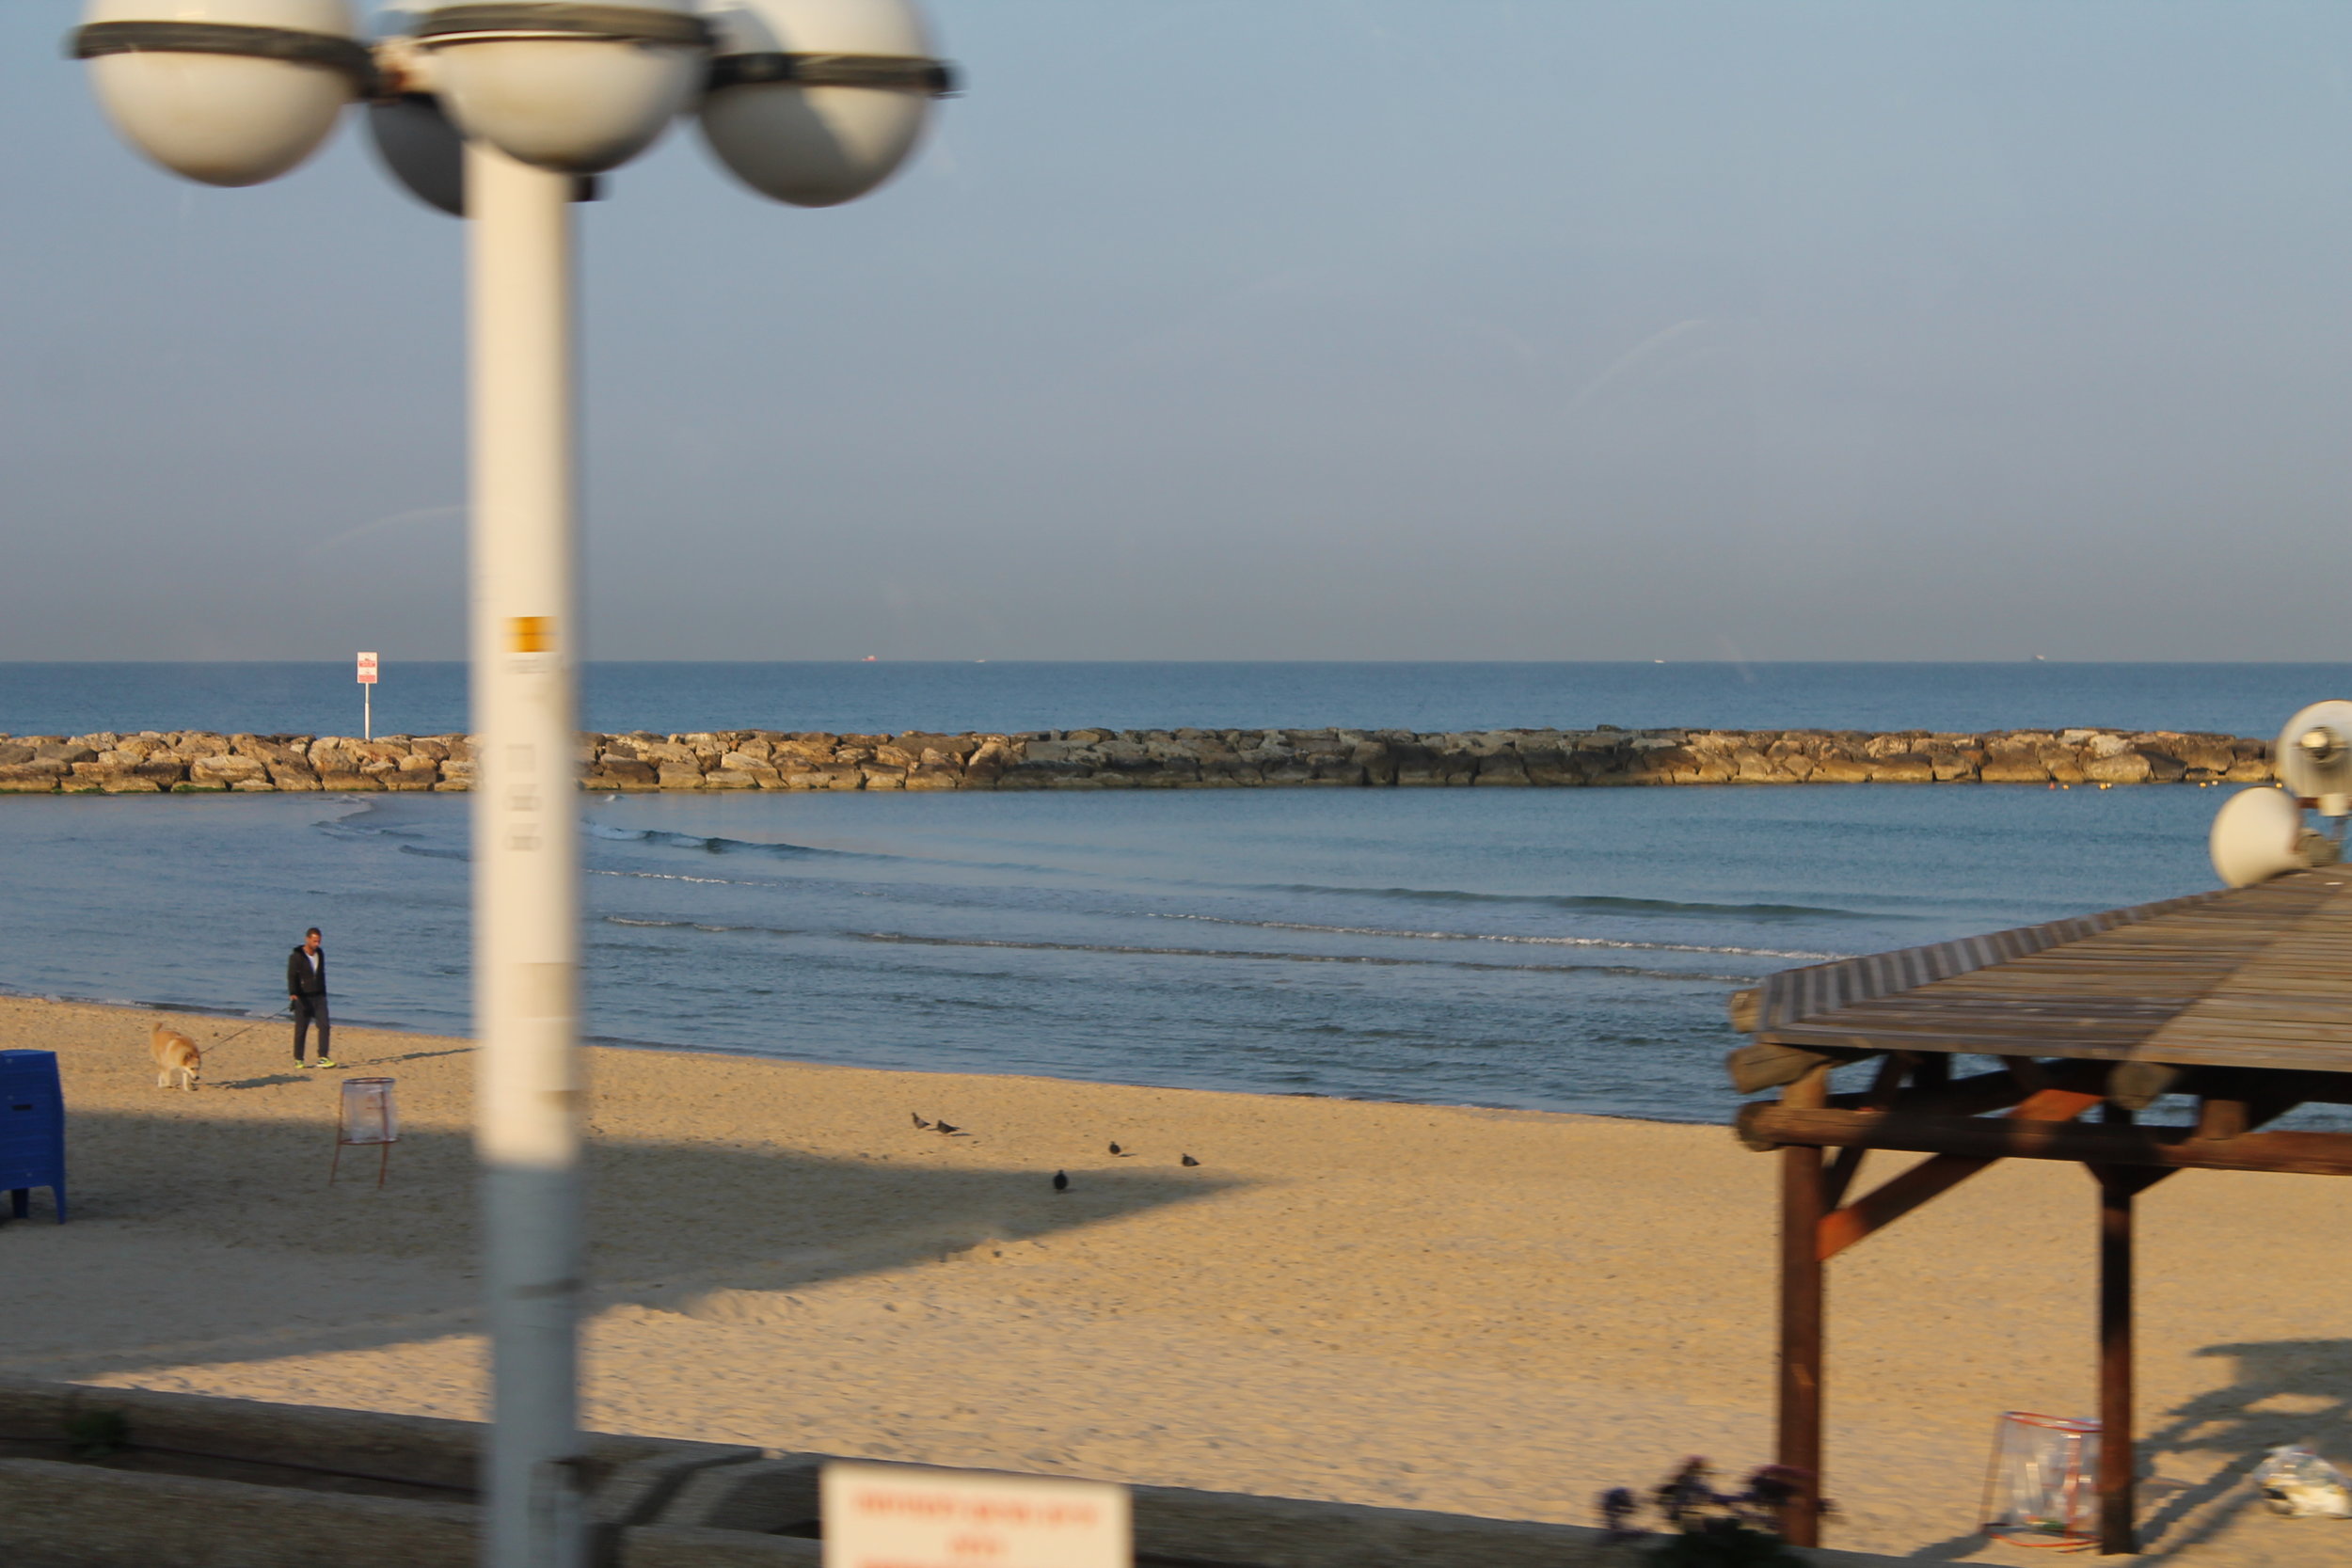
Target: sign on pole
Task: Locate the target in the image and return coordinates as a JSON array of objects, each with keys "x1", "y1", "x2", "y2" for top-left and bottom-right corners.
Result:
[
  {"x1": 821, "y1": 1463, "x2": 1131, "y2": 1568},
  {"x1": 357, "y1": 652, "x2": 379, "y2": 740}
]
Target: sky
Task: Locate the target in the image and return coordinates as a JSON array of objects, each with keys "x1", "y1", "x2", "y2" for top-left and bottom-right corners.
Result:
[{"x1": 5, "y1": 2, "x2": 2352, "y2": 662}]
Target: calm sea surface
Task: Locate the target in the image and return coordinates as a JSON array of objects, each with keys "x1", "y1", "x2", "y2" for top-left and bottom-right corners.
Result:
[
  {"x1": 0, "y1": 662, "x2": 2342, "y2": 1123},
  {"x1": 3, "y1": 659, "x2": 2348, "y2": 740}
]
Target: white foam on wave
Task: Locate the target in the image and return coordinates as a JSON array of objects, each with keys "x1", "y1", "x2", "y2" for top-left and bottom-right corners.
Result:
[
  {"x1": 1145, "y1": 911, "x2": 1844, "y2": 961},
  {"x1": 589, "y1": 867, "x2": 764, "y2": 888}
]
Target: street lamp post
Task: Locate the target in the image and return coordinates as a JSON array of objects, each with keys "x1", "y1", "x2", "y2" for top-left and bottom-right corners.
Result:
[{"x1": 71, "y1": 5, "x2": 954, "y2": 1565}]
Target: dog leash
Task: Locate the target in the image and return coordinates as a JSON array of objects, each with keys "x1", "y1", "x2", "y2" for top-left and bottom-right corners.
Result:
[{"x1": 200, "y1": 1006, "x2": 293, "y2": 1052}]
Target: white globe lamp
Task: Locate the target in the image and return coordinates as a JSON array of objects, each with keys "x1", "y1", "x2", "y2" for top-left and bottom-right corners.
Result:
[
  {"x1": 72, "y1": 0, "x2": 367, "y2": 186},
  {"x1": 697, "y1": 0, "x2": 952, "y2": 206},
  {"x1": 414, "y1": 1, "x2": 711, "y2": 174}
]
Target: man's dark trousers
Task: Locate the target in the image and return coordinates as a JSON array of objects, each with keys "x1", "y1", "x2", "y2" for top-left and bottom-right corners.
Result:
[{"x1": 293, "y1": 996, "x2": 331, "y2": 1063}]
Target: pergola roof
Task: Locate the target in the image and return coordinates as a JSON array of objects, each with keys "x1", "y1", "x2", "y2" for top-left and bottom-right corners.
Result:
[
  {"x1": 1742, "y1": 865, "x2": 2352, "y2": 1074},
  {"x1": 1730, "y1": 863, "x2": 2352, "y2": 1557}
]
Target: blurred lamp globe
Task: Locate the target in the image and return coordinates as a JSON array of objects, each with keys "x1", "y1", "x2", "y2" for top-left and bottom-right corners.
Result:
[
  {"x1": 698, "y1": 0, "x2": 950, "y2": 207},
  {"x1": 74, "y1": 0, "x2": 367, "y2": 187},
  {"x1": 415, "y1": 1, "x2": 710, "y2": 175},
  {"x1": 367, "y1": 90, "x2": 468, "y2": 215}
]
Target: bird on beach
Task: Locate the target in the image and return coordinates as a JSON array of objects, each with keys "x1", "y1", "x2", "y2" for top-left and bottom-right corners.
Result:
[
  {"x1": 911, "y1": 1113, "x2": 931, "y2": 1129},
  {"x1": 936, "y1": 1121, "x2": 961, "y2": 1135},
  {"x1": 1107, "y1": 1141, "x2": 1123, "y2": 1156},
  {"x1": 1182, "y1": 1153, "x2": 1200, "y2": 1167},
  {"x1": 1052, "y1": 1170, "x2": 1069, "y2": 1192}
]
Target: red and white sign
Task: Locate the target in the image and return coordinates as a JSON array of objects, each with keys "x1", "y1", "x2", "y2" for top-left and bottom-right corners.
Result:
[
  {"x1": 822, "y1": 1463, "x2": 1129, "y2": 1568},
  {"x1": 356, "y1": 652, "x2": 379, "y2": 686}
]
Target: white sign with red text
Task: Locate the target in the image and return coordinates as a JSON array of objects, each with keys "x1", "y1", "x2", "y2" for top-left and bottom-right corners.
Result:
[
  {"x1": 357, "y1": 652, "x2": 379, "y2": 686},
  {"x1": 821, "y1": 1462, "x2": 1129, "y2": 1568}
]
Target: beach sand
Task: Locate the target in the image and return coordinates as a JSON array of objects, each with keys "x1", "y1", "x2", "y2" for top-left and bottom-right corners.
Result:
[{"x1": 3, "y1": 994, "x2": 2344, "y2": 1564}]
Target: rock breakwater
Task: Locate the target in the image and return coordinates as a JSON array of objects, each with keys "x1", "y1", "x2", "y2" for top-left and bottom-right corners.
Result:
[{"x1": 0, "y1": 725, "x2": 2274, "y2": 794}]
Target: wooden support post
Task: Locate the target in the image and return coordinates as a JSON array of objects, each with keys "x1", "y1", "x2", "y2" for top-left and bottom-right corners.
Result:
[
  {"x1": 1777, "y1": 1066, "x2": 1829, "y2": 1545},
  {"x1": 2097, "y1": 1113, "x2": 2137, "y2": 1555}
]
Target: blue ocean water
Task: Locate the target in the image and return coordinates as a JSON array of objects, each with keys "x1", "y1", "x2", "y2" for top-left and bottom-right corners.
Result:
[
  {"x1": 0, "y1": 660, "x2": 2316, "y2": 1123},
  {"x1": 2, "y1": 660, "x2": 2349, "y2": 740}
]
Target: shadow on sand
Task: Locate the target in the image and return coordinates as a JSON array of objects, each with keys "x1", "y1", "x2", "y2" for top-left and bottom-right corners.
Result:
[
  {"x1": 2, "y1": 1101, "x2": 1238, "y2": 1385},
  {"x1": 2133, "y1": 1338, "x2": 2352, "y2": 1560},
  {"x1": 1899, "y1": 1338, "x2": 2352, "y2": 1561}
]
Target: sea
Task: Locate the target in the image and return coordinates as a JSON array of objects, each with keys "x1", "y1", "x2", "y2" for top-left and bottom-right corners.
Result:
[{"x1": 2, "y1": 661, "x2": 2344, "y2": 1125}]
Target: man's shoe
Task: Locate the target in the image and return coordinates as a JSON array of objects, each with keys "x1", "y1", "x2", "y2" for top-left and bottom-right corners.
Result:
[{"x1": 316, "y1": 1058, "x2": 341, "y2": 1069}]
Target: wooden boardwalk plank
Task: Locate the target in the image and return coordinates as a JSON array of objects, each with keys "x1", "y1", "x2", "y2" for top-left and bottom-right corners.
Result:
[{"x1": 1740, "y1": 867, "x2": 2352, "y2": 1076}]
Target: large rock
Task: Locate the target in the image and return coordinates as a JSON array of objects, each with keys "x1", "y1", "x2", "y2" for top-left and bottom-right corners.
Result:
[
  {"x1": 1979, "y1": 748, "x2": 2049, "y2": 784},
  {"x1": 2, "y1": 760, "x2": 68, "y2": 791},
  {"x1": 190, "y1": 755, "x2": 270, "y2": 788},
  {"x1": 588, "y1": 759, "x2": 660, "y2": 791},
  {"x1": 2082, "y1": 750, "x2": 2153, "y2": 784}
]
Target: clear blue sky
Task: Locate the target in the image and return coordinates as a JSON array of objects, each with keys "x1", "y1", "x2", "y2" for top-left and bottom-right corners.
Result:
[{"x1": 5, "y1": 2, "x2": 2351, "y2": 660}]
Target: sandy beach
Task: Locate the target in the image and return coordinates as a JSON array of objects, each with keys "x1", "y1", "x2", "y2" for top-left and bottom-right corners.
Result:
[{"x1": 3, "y1": 994, "x2": 2344, "y2": 1564}]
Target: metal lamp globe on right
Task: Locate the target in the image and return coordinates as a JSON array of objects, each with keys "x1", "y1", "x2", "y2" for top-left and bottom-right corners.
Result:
[{"x1": 697, "y1": 0, "x2": 954, "y2": 206}]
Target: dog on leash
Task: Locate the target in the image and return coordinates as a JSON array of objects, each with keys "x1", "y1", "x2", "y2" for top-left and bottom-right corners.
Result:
[{"x1": 151, "y1": 1023, "x2": 201, "y2": 1091}]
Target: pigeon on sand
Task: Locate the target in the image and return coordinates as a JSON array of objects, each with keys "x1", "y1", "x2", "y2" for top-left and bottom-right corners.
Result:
[
  {"x1": 912, "y1": 1113, "x2": 931, "y2": 1130},
  {"x1": 1052, "y1": 1170, "x2": 1069, "y2": 1193},
  {"x1": 1182, "y1": 1153, "x2": 1200, "y2": 1166}
]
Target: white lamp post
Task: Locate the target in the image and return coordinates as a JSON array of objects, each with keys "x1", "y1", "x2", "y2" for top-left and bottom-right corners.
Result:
[{"x1": 70, "y1": 5, "x2": 953, "y2": 1566}]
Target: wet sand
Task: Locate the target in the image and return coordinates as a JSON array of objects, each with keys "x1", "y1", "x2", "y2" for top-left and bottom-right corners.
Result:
[{"x1": 2, "y1": 995, "x2": 2344, "y2": 1563}]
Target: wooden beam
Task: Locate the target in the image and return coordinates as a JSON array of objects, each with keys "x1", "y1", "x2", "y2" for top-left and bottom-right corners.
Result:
[
  {"x1": 2000, "y1": 1055, "x2": 2055, "y2": 1093},
  {"x1": 2096, "y1": 1154, "x2": 2137, "y2": 1554},
  {"x1": 1728, "y1": 1040, "x2": 1860, "y2": 1096},
  {"x1": 2198, "y1": 1097, "x2": 2248, "y2": 1141},
  {"x1": 1776, "y1": 1062, "x2": 1829, "y2": 1547},
  {"x1": 1778, "y1": 1141, "x2": 1826, "y2": 1548},
  {"x1": 1820, "y1": 1153, "x2": 1985, "y2": 1260},
  {"x1": 2106, "y1": 1060, "x2": 2182, "y2": 1113},
  {"x1": 1818, "y1": 1061, "x2": 2105, "y2": 1119},
  {"x1": 1820, "y1": 1145, "x2": 1868, "y2": 1212},
  {"x1": 1739, "y1": 1105, "x2": 2349, "y2": 1175},
  {"x1": 1815, "y1": 1087, "x2": 2102, "y2": 1260}
]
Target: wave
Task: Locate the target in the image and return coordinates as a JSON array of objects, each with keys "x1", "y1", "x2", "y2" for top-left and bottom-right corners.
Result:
[
  {"x1": 585, "y1": 822, "x2": 867, "y2": 862},
  {"x1": 1254, "y1": 883, "x2": 1883, "y2": 920},
  {"x1": 594, "y1": 914, "x2": 1756, "y2": 979},
  {"x1": 602, "y1": 915, "x2": 793, "y2": 936},
  {"x1": 590, "y1": 867, "x2": 768, "y2": 887},
  {"x1": 849, "y1": 930, "x2": 1756, "y2": 983},
  {"x1": 1146, "y1": 911, "x2": 1843, "y2": 960}
]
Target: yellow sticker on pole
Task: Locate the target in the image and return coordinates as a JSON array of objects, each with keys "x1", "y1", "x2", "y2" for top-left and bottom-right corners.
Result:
[{"x1": 510, "y1": 616, "x2": 553, "y2": 653}]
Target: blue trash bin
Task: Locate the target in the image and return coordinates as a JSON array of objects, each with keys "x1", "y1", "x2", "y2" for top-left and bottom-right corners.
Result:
[{"x1": 0, "y1": 1049, "x2": 66, "y2": 1223}]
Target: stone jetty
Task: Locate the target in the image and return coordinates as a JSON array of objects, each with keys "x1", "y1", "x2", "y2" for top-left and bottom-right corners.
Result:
[{"x1": 0, "y1": 726, "x2": 2275, "y2": 794}]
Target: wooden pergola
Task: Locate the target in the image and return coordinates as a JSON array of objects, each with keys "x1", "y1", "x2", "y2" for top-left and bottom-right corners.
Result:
[{"x1": 1725, "y1": 864, "x2": 2352, "y2": 1554}]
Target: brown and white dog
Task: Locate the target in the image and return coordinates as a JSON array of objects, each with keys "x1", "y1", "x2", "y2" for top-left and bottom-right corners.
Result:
[{"x1": 151, "y1": 1023, "x2": 201, "y2": 1091}]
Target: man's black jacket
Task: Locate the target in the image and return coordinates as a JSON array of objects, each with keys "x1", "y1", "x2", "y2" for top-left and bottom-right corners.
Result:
[{"x1": 288, "y1": 946, "x2": 327, "y2": 998}]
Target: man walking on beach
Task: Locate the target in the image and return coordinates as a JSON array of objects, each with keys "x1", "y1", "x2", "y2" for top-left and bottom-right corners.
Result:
[{"x1": 287, "y1": 927, "x2": 338, "y2": 1069}]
